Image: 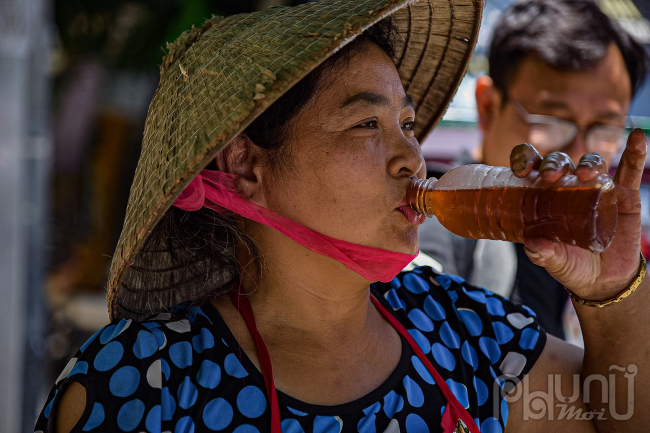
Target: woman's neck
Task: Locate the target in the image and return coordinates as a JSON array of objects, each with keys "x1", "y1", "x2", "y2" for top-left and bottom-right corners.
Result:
[
  {"x1": 210, "y1": 220, "x2": 403, "y2": 404},
  {"x1": 239, "y1": 220, "x2": 376, "y2": 344}
]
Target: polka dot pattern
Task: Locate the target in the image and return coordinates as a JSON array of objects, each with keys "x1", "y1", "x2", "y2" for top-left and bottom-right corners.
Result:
[
  {"x1": 57, "y1": 358, "x2": 78, "y2": 384},
  {"x1": 407, "y1": 309, "x2": 434, "y2": 332},
  {"x1": 34, "y1": 267, "x2": 545, "y2": 433},
  {"x1": 288, "y1": 406, "x2": 308, "y2": 416},
  {"x1": 94, "y1": 341, "x2": 123, "y2": 372},
  {"x1": 519, "y1": 328, "x2": 540, "y2": 350},
  {"x1": 233, "y1": 425, "x2": 260, "y2": 433},
  {"x1": 486, "y1": 298, "x2": 506, "y2": 316},
  {"x1": 43, "y1": 396, "x2": 54, "y2": 419},
  {"x1": 237, "y1": 386, "x2": 266, "y2": 418},
  {"x1": 411, "y1": 356, "x2": 434, "y2": 385},
  {"x1": 423, "y1": 295, "x2": 446, "y2": 321},
  {"x1": 357, "y1": 402, "x2": 380, "y2": 432},
  {"x1": 313, "y1": 416, "x2": 342, "y2": 433},
  {"x1": 463, "y1": 289, "x2": 486, "y2": 304},
  {"x1": 80, "y1": 328, "x2": 102, "y2": 352},
  {"x1": 82, "y1": 403, "x2": 105, "y2": 431},
  {"x1": 175, "y1": 416, "x2": 195, "y2": 433},
  {"x1": 147, "y1": 359, "x2": 162, "y2": 389},
  {"x1": 117, "y1": 399, "x2": 145, "y2": 431},
  {"x1": 458, "y1": 309, "x2": 483, "y2": 337},
  {"x1": 192, "y1": 328, "x2": 214, "y2": 353},
  {"x1": 479, "y1": 337, "x2": 502, "y2": 364},
  {"x1": 224, "y1": 353, "x2": 248, "y2": 378},
  {"x1": 169, "y1": 342, "x2": 192, "y2": 368},
  {"x1": 383, "y1": 391, "x2": 404, "y2": 418},
  {"x1": 203, "y1": 398, "x2": 233, "y2": 430},
  {"x1": 196, "y1": 360, "x2": 221, "y2": 389},
  {"x1": 166, "y1": 319, "x2": 191, "y2": 333},
  {"x1": 481, "y1": 417, "x2": 503, "y2": 433},
  {"x1": 403, "y1": 375, "x2": 424, "y2": 407},
  {"x1": 431, "y1": 343, "x2": 456, "y2": 371},
  {"x1": 445, "y1": 379, "x2": 469, "y2": 409},
  {"x1": 100, "y1": 324, "x2": 118, "y2": 344},
  {"x1": 161, "y1": 358, "x2": 171, "y2": 381},
  {"x1": 438, "y1": 321, "x2": 460, "y2": 349},
  {"x1": 69, "y1": 361, "x2": 89, "y2": 377},
  {"x1": 492, "y1": 322, "x2": 515, "y2": 345},
  {"x1": 474, "y1": 377, "x2": 489, "y2": 406},
  {"x1": 145, "y1": 405, "x2": 161, "y2": 433},
  {"x1": 177, "y1": 377, "x2": 198, "y2": 409},
  {"x1": 110, "y1": 366, "x2": 140, "y2": 397},
  {"x1": 403, "y1": 273, "x2": 429, "y2": 294},
  {"x1": 162, "y1": 387, "x2": 176, "y2": 421},
  {"x1": 151, "y1": 327, "x2": 167, "y2": 350},
  {"x1": 282, "y1": 418, "x2": 305, "y2": 433},
  {"x1": 385, "y1": 289, "x2": 405, "y2": 310},
  {"x1": 405, "y1": 413, "x2": 429, "y2": 433},
  {"x1": 461, "y1": 341, "x2": 479, "y2": 372}
]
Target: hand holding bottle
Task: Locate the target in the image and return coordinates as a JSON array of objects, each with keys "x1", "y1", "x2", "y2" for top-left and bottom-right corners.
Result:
[
  {"x1": 513, "y1": 129, "x2": 647, "y2": 299},
  {"x1": 409, "y1": 153, "x2": 617, "y2": 253}
]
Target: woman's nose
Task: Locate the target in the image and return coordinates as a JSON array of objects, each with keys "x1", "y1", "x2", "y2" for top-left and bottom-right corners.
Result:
[{"x1": 387, "y1": 133, "x2": 425, "y2": 178}]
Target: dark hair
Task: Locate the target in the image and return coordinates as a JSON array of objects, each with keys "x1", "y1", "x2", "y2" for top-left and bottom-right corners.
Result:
[
  {"x1": 489, "y1": 0, "x2": 650, "y2": 100},
  {"x1": 119, "y1": 18, "x2": 398, "y2": 319}
]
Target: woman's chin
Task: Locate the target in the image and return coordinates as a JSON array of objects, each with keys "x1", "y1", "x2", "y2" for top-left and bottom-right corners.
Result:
[
  {"x1": 326, "y1": 224, "x2": 419, "y2": 254},
  {"x1": 383, "y1": 228, "x2": 420, "y2": 255}
]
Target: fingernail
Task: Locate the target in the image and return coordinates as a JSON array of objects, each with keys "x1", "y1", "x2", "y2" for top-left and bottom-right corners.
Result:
[
  {"x1": 540, "y1": 162, "x2": 558, "y2": 173},
  {"x1": 524, "y1": 247, "x2": 539, "y2": 258},
  {"x1": 512, "y1": 158, "x2": 526, "y2": 173},
  {"x1": 580, "y1": 160, "x2": 595, "y2": 169}
]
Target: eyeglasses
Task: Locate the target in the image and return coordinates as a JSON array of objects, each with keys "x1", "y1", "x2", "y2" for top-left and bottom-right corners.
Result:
[{"x1": 511, "y1": 100, "x2": 628, "y2": 159}]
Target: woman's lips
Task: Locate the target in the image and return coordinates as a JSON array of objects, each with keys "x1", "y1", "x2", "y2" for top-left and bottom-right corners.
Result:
[{"x1": 397, "y1": 205, "x2": 426, "y2": 225}]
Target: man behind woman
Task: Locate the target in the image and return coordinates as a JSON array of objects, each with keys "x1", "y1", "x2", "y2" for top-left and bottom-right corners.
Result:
[{"x1": 420, "y1": 0, "x2": 650, "y2": 341}]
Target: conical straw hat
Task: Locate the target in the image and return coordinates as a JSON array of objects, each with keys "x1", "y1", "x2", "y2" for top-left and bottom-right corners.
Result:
[{"x1": 108, "y1": 0, "x2": 483, "y2": 319}]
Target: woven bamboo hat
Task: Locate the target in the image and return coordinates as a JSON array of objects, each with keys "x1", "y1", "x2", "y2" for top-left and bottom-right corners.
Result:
[{"x1": 108, "y1": 0, "x2": 483, "y2": 320}]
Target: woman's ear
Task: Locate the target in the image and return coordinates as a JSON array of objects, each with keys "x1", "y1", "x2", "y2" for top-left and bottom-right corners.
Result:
[{"x1": 216, "y1": 134, "x2": 267, "y2": 205}]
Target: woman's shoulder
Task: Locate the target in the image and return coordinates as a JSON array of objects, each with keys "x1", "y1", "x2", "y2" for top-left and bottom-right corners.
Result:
[
  {"x1": 374, "y1": 265, "x2": 539, "y2": 318},
  {"x1": 372, "y1": 266, "x2": 547, "y2": 385},
  {"x1": 71, "y1": 302, "x2": 217, "y2": 364},
  {"x1": 34, "y1": 302, "x2": 232, "y2": 432}
]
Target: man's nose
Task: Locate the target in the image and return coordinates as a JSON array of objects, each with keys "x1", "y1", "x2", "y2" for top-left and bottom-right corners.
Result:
[{"x1": 563, "y1": 133, "x2": 589, "y2": 166}]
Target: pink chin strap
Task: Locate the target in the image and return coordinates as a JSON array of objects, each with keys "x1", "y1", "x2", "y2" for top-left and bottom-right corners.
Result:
[{"x1": 172, "y1": 170, "x2": 417, "y2": 282}]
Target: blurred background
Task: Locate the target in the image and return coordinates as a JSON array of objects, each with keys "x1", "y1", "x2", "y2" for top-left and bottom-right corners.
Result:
[{"x1": 0, "y1": 0, "x2": 648, "y2": 431}]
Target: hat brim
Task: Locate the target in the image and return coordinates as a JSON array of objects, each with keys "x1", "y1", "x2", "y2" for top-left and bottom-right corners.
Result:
[{"x1": 108, "y1": 0, "x2": 482, "y2": 319}]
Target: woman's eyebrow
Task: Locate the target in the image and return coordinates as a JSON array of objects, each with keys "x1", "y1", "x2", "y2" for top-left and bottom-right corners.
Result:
[{"x1": 340, "y1": 92, "x2": 413, "y2": 109}]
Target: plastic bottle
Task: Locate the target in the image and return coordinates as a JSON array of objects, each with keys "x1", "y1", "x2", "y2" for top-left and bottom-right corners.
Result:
[{"x1": 407, "y1": 164, "x2": 617, "y2": 253}]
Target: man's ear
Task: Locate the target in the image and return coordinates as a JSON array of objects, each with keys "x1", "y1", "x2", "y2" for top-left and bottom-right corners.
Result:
[
  {"x1": 215, "y1": 134, "x2": 267, "y2": 205},
  {"x1": 475, "y1": 75, "x2": 501, "y2": 134}
]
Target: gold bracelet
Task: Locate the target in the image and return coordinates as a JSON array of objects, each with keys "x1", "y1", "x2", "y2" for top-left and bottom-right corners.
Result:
[{"x1": 565, "y1": 252, "x2": 647, "y2": 308}]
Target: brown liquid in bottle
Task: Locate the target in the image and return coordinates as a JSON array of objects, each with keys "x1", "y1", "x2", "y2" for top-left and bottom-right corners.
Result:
[{"x1": 408, "y1": 165, "x2": 617, "y2": 253}]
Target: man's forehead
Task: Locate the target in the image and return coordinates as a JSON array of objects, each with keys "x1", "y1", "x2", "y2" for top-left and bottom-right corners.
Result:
[
  {"x1": 536, "y1": 91, "x2": 625, "y2": 113},
  {"x1": 508, "y1": 48, "x2": 632, "y2": 119},
  {"x1": 511, "y1": 46, "x2": 631, "y2": 98}
]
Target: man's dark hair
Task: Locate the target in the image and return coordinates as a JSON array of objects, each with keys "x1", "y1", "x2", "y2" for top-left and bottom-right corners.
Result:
[{"x1": 489, "y1": 0, "x2": 650, "y2": 100}]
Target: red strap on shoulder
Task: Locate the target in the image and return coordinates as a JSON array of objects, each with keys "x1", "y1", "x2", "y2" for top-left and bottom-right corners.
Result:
[
  {"x1": 229, "y1": 288, "x2": 282, "y2": 433},
  {"x1": 371, "y1": 296, "x2": 480, "y2": 433},
  {"x1": 228, "y1": 286, "x2": 479, "y2": 433}
]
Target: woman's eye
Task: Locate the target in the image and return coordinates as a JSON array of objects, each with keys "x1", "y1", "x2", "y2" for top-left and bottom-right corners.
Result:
[
  {"x1": 402, "y1": 121, "x2": 415, "y2": 131},
  {"x1": 355, "y1": 120, "x2": 378, "y2": 129}
]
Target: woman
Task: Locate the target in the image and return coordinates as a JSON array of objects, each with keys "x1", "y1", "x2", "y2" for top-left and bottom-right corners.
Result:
[{"x1": 37, "y1": 1, "x2": 650, "y2": 432}]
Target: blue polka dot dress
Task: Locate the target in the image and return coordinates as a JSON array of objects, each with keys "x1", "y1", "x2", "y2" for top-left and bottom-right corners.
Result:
[{"x1": 35, "y1": 267, "x2": 546, "y2": 432}]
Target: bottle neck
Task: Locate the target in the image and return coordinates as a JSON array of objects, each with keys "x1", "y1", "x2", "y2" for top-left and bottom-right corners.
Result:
[{"x1": 407, "y1": 177, "x2": 437, "y2": 218}]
